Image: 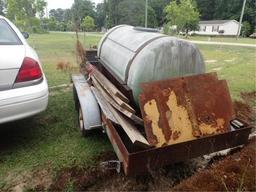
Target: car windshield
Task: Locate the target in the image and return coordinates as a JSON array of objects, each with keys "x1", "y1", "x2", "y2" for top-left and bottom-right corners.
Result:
[{"x1": 0, "y1": 19, "x2": 22, "y2": 45}]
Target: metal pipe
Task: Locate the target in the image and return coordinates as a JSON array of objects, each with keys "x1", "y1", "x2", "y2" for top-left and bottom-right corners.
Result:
[{"x1": 145, "y1": 0, "x2": 148, "y2": 28}]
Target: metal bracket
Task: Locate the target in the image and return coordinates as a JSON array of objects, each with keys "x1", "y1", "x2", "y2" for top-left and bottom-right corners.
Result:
[{"x1": 100, "y1": 160, "x2": 121, "y2": 173}]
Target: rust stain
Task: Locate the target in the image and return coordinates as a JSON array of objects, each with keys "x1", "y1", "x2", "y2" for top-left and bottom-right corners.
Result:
[{"x1": 199, "y1": 118, "x2": 225, "y2": 135}]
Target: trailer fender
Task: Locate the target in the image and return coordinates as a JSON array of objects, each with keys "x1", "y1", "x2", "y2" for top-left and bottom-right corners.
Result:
[{"x1": 72, "y1": 74, "x2": 102, "y2": 131}]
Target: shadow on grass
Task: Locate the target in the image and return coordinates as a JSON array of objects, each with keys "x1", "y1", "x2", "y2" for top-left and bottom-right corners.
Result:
[{"x1": 0, "y1": 117, "x2": 41, "y2": 151}]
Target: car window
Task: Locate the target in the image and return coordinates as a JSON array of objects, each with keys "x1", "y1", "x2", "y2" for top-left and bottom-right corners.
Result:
[{"x1": 0, "y1": 19, "x2": 22, "y2": 45}]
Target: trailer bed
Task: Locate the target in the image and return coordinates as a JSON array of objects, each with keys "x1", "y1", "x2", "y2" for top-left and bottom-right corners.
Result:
[{"x1": 103, "y1": 115, "x2": 252, "y2": 176}]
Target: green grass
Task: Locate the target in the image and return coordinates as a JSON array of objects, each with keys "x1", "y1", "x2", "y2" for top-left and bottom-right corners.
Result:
[
  {"x1": 0, "y1": 90, "x2": 112, "y2": 190},
  {"x1": 0, "y1": 32, "x2": 255, "y2": 190},
  {"x1": 181, "y1": 35, "x2": 256, "y2": 44},
  {"x1": 198, "y1": 44, "x2": 256, "y2": 99},
  {"x1": 29, "y1": 32, "x2": 102, "y2": 87}
]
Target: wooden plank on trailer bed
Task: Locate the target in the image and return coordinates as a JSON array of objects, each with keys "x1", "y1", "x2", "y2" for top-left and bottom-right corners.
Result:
[
  {"x1": 91, "y1": 74, "x2": 135, "y2": 114},
  {"x1": 107, "y1": 102, "x2": 150, "y2": 148},
  {"x1": 90, "y1": 65, "x2": 129, "y2": 103},
  {"x1": 91, "y1": 86, "x2": 118, "y2": 124},
  {"x1": 91, "y1": 76, "x2": 143, "y2": 125},
  {"x1": 92, "y1": 84, "x2": 150, "y2": 148}
]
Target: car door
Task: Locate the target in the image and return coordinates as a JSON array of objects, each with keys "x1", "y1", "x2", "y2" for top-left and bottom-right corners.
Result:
[{"x1": 0, "y1": 18, "x2": 26, "y2": 91}]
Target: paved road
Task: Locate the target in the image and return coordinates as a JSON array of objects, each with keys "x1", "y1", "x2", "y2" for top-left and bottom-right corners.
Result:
[
  {"x1": 187, "y1": 40, "x2": 256, "y2": 48},
  {"x1": 51, "y1": 31, "x2": 256, "y2": 48},
  {"x1": 50, "y1": 31, "x2": 103, "y2": 37}
]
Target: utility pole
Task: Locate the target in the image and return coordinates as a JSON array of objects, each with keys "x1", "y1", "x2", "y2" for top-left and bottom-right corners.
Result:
[
  {"x1": 145, "y1": 0, "x2": 148, "y2": 28},
  {"x1": 237, "y1": 0, "x2": 247, "y2": 39}
]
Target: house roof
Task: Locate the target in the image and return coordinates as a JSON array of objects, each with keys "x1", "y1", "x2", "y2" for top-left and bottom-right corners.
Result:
[{"x1": 199, "y1": 20, "x2": 238, "y2": 25}]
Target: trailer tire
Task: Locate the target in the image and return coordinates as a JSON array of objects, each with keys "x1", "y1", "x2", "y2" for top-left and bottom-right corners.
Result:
[{"x1": 78, "y1": 104, "x2": 88, "y2": 137}]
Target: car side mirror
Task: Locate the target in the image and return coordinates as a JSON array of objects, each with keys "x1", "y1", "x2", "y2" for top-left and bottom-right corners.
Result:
[{"x1": 22, "y1": 32, "x2": 29, "y2": 39}]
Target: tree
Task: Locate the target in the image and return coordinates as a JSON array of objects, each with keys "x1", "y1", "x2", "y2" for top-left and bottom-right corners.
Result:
[
  {"x1": 63, "y1": 9, "x2": 72, "y2": 23},
  {"x1": 149, "y1": 0, "x2": 169, "y2": 26},
  {"x1": 71, "y1": 0, "x2": 96, "y2": 29},
  {"x1": 35, "y1": 0, "x2": 47, "y2": 18},
  {"x1": 165, "y1": 0, "x2": 200, "y2": 35},
  {"x1": 81, "y1": 16, "x2": 95, "y2": 31},
  {"x1": 49, "y1": 8, "x2": 65, "y2": 23},
  {"x1": 49, "y1": 8, "x2": 72, "y2": 31},
  {"x1": 48, "y1": 17, "x2": 57, "y2": 31},
  {"x1": 106, "y1": 0, "x2": 123, "y2": 27},
  {"x1": 0, "y1": 0, "x2": 5, "y2": 15},
  {"x1": 96, "y1": 2, "x2": 106, "y2": 30},
  {"x1": 241, "y1": 21, "x2": 252, "y2": 37},
  {"x1": 195, "y1": 0, "x2": 215, "y2": 20},
  {"x1": 6, "y1": 0, "x2": 47, "y2": 32},
  {"x1": 117, "y1": 0, "x2": 157, "y2": 28},
  {"x1": 7, "y1": 0, "x2": 46, "y2": 19}
]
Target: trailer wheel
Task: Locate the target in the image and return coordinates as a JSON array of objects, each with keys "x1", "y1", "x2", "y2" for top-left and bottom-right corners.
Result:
[{"x1": 78, "y1": 105, "x2": 88, "y2": 137}]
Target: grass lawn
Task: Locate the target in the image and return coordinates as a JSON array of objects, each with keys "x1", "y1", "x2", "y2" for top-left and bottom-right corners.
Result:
[
  {"x1": 198, "y1": 44, "x2": 256, "y2": 100},
  {"x1": 0, "y1": 32, "x2": 255, "y2": 191},
  {"x1": 181, "y1": 35, "x2": 256, "y2": 45},
  {"x1": 29, "y1": 32, "x2": 102, "y2": 87}
]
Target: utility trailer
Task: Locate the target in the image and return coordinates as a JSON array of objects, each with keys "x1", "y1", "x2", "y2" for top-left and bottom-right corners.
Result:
[{"x1": 72, "y1": 26, "x2": 252, "y2": 176}]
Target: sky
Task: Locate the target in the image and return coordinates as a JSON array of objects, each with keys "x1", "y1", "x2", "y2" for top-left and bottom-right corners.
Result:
[{"x1": 46, "y1": 0, "x2": 103, "y2": 10}]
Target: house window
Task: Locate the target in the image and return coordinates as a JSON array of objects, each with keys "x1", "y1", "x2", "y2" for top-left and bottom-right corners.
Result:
[
  {"x1": 202, "y1": 26, "x2": 206, "y2": 32},
  {"x1": 212, "y1": 25, "x2": 219, "y2": 32}
]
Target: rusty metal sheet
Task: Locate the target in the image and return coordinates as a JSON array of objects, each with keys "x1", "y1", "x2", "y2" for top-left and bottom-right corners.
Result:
[
  {"x1": 186, "y1": 80, "x2": 234, "y2": 136},
  {"x1": 140, "y1": 72, "x2": 219, "y2": 92},
  {"x1": 139, "y1": 73, "x2": 234, "y2": 147}
]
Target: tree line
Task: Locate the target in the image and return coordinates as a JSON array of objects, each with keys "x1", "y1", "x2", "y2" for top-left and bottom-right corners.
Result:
[{"x1": 0, "y1": 0, "x2": 255, "y2": 36}]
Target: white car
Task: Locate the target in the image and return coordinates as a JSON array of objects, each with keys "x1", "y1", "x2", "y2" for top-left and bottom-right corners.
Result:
[{"x1": 0, "y1": 15, "x2": 48, "y2": 124}]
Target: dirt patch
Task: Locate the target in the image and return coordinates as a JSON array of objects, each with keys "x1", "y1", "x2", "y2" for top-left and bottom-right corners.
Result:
[
  {"x1": 172, "y1": 137, "x2": 256, "y2": 191},
  {"x1": 48, "y1": 150, "x2": 208, "y2": 191},
  {"x1": 30, "y1": 131, "x2": 255, "y2": 191},
  {"x1": 2, "y1": 166, "x2": 53, "y2": 192},
  {"x1": 233, "y1": 91, "x2": 256, "y2": 124},
  {"x1": 49, "y1": 166, "x2": 116, "y2": 191}
]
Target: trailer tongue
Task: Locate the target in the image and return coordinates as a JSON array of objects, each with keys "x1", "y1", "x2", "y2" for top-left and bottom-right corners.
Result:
[{"x1": 72, "y1": 25, "x2": 252, "y2": 175}]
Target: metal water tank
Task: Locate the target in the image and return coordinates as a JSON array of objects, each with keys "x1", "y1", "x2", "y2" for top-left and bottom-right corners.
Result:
[{"x1": 98, "y1": 25, "x2": 205, "y2": 104}]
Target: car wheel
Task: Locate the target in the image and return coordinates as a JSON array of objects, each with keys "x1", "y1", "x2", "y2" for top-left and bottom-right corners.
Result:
[{"x1": 78, "y1": 105, "x2": 88, "y2": 137}]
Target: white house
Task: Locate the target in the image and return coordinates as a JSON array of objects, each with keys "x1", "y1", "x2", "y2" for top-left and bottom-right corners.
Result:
[{"x1": 195, "y1": 20, "x2": 240, "y2": 36}]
